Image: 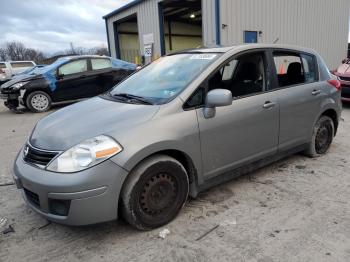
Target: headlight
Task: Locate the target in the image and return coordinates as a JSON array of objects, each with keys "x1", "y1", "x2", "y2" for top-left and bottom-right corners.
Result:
[
  {"x1": 12, "y1": 81, "x2": 28, "y2": 90},
  {"x1": 46, "y1": 135, "x2": 122, "y2": 173}
]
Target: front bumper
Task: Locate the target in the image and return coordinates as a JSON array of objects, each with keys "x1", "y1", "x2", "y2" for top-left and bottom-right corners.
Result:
[{"x1": 13, "y1": 149, "x2": 129, "y2": 226}]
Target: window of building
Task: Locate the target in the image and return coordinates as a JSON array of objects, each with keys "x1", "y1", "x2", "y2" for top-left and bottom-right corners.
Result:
[
  {"x1": 244, "y1": 31, "x2": 258, "y2": 43},
  {"x1": 58, "y1": 59, "x2": 88, "y2": 76}
]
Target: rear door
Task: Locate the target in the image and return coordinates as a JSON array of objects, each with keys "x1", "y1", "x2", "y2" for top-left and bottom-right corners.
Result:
[
  {"x1": 270, "y1": 49, "x2": 322, "y2": 150},
  {"x1": 90, "y1": 58, "x2": 115, "y2": 94},
  {"x1": 54, "y1": 58, "x2": 97, "y2": 101}
]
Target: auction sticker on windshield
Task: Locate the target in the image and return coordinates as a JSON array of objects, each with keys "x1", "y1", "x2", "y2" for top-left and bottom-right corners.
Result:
[{"x1": 190, "y1": 54, "x2": 217, "y2": 60}]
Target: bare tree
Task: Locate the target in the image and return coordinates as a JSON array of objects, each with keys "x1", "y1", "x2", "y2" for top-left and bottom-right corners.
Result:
[
  {"x1": 0, "y1": 47, "x2": 7, "y2": 61},
  {"x1": 5, "y1": 41, "x2": 27, "y2": 60}
]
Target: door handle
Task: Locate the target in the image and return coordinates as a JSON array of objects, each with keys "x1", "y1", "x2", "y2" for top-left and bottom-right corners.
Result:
[
  {"x1": 263, "y1": 101, "x2": 276, "y2": 109},
  {"x1": 312, "y1": 90, "x2": 321, "y2": 96}
]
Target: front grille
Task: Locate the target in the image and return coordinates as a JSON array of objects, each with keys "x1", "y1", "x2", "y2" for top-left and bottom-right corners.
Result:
[
  {"x1": 23, "y1": 144, "x2": 59, "y2": 167},
  {"x1": 339, "y1": 76, "x2": 350, "y2": 82},
  {"x1": 24, "y1": 188, "x2": 40, "y2": 207}
]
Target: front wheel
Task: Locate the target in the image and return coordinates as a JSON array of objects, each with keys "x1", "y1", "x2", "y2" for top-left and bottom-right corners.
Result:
[
  {"x1": 120, "y1": 155, "x2": 189, "y2": 230},
  {"x1": 304, "y1": 115, "x2": 334, "y2": 157},
  {"x1": 26, "y1": 91, "x2": 52, "y2": 113}
]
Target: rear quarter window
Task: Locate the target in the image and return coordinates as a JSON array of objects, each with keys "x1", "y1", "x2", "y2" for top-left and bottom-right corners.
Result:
[{"x1": 301, "y1": 53, "x2": 318, "y2": 83}]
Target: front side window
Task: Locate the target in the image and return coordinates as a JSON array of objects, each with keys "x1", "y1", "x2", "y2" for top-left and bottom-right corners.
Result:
[
  {"x1": 91, "y1": 58, "x2": 112, "y2": 70},
  {"x1": 208, "y1": 52, "x2": 266, "y2": 98},
  {"x1": 58, "y1": 59, "x2": 87, "y2": 76},
  {"x1": 110, "y1": 53, "x2": 221, "y2": 104}
]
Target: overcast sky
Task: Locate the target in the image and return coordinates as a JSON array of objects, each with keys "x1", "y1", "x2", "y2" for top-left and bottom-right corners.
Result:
[
  {"x1": 0, "y1": 0, "x2": 133, "y2": 54},
  {"x1": 1, "y1": 0, "x2": 349, "y2": 55}
]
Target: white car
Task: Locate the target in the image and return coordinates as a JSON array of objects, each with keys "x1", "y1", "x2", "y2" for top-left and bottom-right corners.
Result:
[{"x1": 0, "y1": 61, "x2": 36, "y2": 84}]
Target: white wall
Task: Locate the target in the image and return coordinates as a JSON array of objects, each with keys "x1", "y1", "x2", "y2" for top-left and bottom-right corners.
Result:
[{"x1": 219, "y1": 0, "x2": 350, "y2": 69}]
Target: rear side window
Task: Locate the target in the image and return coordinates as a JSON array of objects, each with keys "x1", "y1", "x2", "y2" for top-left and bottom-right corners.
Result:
[
  {"x1": 91, "y1": 58, "x2": 112, "y2": 70},
  {"x1": 273, "y1": 51, "x2": 317, "y2": 88},
  {"x1": 58, "y1": 59, "x2": 87, "y2": 76},
  {"x1": 10, "y1": 62, "x2": 34, "y2": 68}
]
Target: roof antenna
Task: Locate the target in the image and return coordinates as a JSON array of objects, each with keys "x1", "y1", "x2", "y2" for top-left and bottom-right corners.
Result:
[{"x1": 273, "y1": 37, "x2": 279, "y2": 44}]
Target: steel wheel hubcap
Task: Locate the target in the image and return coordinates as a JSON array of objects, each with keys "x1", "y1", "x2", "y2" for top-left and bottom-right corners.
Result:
[
  {"x1": 315, "y1": 124, "x2": 331, "y2": 153},
  {"x1": 140, "y1": 173, "x2": 177, "y2": 215},
  {"x1": 31, "y1": 94, "x2": 49, "y2": 111}
]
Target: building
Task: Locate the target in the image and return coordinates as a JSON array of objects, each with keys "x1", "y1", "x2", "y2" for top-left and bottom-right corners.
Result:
[{"x1": 103, "y1": 0, "x2": 349, "y2": 69}]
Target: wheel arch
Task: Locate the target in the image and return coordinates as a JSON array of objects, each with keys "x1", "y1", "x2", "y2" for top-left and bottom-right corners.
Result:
[
  {"x1": 119, "y1": 149, "x2": 200, "y2": 199},
  {"x1": 321, "y1": 108, "x2": 339, "y2": 135},
  {"x1": 23, "y1": 88, "x2": 53, "y2": 105}
]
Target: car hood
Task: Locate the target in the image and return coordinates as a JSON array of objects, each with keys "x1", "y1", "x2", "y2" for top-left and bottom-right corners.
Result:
[
  {"x1": 30, "y1": 96, "x2": 160, "y2": 151},
  {"x1": 1, "y1": 74, "x2": 42, "y2": 89},
  {"x1": 336, "y1": 63, "x2": 350, "y2": 76}
]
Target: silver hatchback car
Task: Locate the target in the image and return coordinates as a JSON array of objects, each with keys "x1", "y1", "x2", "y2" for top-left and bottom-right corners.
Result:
[{"x1": 13, "y1": 44, "x2": 341, "y2": 230}]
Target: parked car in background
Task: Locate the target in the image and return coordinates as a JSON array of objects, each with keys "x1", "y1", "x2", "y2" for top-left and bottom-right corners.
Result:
[
  {"x1": 333, "y1": 60, "x2": 350, "y2": 102},
  {"x1": 0, "y1": 55, "x2": 136, "y2": 112},
  {"x1": 0, "y1": 61, "x2": 36, "y2": 84},
  {"x1": 13, "y1": 44, "x2": 341, "y2": 230},
  {"x1": 13, "y1": 65, "x2": 46, "y2": 78}
]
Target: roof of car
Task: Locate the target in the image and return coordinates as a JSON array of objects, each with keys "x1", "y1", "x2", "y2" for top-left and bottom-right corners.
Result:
[
  {"x1": 61, "y1": 55, "x2": 111, "y2": 60},
  {"x1": 176, "y1": 44, "x2": 317, "y2": 55}
]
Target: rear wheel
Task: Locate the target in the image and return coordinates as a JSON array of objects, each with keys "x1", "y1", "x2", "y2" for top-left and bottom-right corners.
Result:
[
  {"x1": 120, "y1": 155, "x2": 189, "y2": 230},
  {"x1": 26, "y1": 91, "x2": 51, "y2": 113},
  {"x1": 304, "y1": 115, "x2": 334, "y2": 157}
]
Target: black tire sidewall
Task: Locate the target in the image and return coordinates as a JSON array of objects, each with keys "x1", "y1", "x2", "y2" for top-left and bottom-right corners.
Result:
[
  {"x1": 314, "y1": 116, "x2": 334, "y2": 155},
  {"x1": 307, "y1": 116, "x2": 334, "y2": 157},
  {"x1": 26, "y1": 91, "x2": 51, "y2": 113},
  {"x1": 121, "y1": 156, "x2": 189, "y2": 230}
]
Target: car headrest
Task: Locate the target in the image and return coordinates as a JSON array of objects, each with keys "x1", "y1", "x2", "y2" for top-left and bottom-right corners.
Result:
[
  {"x1": 235, "y1": 62, "x2": 260, "y2": 81},
  {"x1": 287, "y1": 62, "x2": 302, "y2": 77}
]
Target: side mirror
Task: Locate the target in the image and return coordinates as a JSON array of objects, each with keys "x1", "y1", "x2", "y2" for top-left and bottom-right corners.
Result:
[{"x1": 204, "y1": 89, "x2": 232, "y2": 118}]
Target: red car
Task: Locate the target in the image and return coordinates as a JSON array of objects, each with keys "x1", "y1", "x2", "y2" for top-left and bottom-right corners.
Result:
[{"x1": 333, "y1": 59, "x2": 350, "y2": 102}]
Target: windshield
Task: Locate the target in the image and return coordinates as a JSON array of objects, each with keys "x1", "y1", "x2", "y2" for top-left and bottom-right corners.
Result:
[{"x1": 109, "y1": 53, "x2": 221, "y2": 104}]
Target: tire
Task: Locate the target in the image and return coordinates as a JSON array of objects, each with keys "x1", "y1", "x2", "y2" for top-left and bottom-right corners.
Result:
[
  {"x1": 120, "y1": 155, "x2": 189, "y2": 230},
  {"x1": 304, "y1": 115, "x2": 334, "y2": 157},
  {"x1": 26, "y1": 91, "x2": 52, "y2": 113}
]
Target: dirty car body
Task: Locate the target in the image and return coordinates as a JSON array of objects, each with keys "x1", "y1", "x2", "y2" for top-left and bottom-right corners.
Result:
[
  {"x1": 0, "y1": 55, "x2": 136, "y2": 112},
  {"x1": 13, "y1": 44, "x2": 342, "y2": 229}
]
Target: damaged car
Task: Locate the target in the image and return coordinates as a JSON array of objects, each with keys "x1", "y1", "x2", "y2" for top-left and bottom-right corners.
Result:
[
  {"x1": 13, "y1": 44, "x2": 341, "y2": 230},
  {"x1": 0, "y1": 55, "x2": 136, "y2": 112}
]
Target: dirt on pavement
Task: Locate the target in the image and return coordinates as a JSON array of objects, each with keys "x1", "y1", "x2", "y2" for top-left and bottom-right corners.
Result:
[{"x1": 0, "y1": 102, "x2": 350, "y2": 262}]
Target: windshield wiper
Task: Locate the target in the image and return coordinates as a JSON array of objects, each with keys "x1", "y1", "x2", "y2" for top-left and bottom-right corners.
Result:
[{"x1": 112, "y1": 93, "x2": 154, "y2": 105}]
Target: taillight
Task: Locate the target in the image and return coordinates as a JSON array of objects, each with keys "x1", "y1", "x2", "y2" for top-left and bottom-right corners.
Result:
[{"x1": 327, "y1": 79, "x2": 341, "y2": 91}]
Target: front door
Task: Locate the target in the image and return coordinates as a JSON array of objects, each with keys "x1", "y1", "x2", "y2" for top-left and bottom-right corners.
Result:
[{"x1": 197, "y1": 51, "x2": 279, "y2": 179}]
